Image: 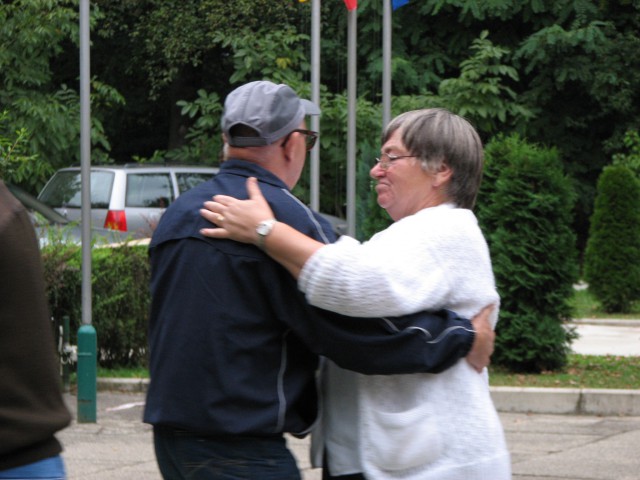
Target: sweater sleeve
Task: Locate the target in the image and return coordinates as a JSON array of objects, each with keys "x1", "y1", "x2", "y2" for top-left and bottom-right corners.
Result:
[{"x1": 298, "y1": 207, "x2": 498, "y2": 320}]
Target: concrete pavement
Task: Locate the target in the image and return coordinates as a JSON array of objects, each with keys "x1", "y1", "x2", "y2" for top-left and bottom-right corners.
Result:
[
  {"x1": 58, "y1": 391, "x2": 640, "y2": 480},
  {"x1": 571, "y1": 319, "x2": 640, "y2": 356}
]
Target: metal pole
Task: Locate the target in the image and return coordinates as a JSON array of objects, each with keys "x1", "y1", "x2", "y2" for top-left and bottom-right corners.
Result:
[
  {"x1": 310, "y1": 0, "x2": 321, "y2": 211},
  {"x1": 382, "y1": 0, "x2": 392, "y2": 129},
  {"x1": 346, "y1": 8, "x2": 357, "y2": 237},
  {"x1": 77, "y1": 0, "x2": 96, "y2": 423}
]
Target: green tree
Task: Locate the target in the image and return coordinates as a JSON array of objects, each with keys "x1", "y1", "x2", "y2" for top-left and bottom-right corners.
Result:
[
  {"x1": 477, "y1": 134, "x2": 578, "y2": 373},
  {"x1": 584, "y1": 166, "x2": 640, "y2": 313},
  {"x1": 0, "y1": 110, "x2": 47, "y2": 188},
  {"x1": 0, "y1": 0, "x2": 123, "y2": 192},
  {"x1": 91, "y1": 0, "x2": 306, "y2": 159},
  {"x1": 612, "y1": 130, "x2": 640, "y2": 177}
]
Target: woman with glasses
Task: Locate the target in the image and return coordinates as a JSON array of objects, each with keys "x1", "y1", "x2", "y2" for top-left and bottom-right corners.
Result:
[{"x1": 200, "y1": 108, "x2": 511, "y2": 480}]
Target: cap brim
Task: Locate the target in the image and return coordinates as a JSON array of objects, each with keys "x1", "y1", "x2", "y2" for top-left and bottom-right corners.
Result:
[{"x1": 301, "y1": 99, "x2": 321, "y2": 116}]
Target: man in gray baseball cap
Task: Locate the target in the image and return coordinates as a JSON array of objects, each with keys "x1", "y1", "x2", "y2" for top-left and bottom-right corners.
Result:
[
  {"x1": 222, "y1": 80, "x2": 320, "y2": 147},
  {"x1": 145, "y1": 80, "x2": 494, "y2": 479}
]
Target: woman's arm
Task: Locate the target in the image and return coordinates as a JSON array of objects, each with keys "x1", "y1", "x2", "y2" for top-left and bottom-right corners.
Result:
[{"x1": 199, "y1": 177, "x2": 324, "y2": 279}]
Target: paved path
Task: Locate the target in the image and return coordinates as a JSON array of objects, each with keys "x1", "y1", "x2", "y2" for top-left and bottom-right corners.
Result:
[
  {"x1": 571, "y1": 319, "x2": 640, "y2": 356},
  {"x1": 58, "y1": 391, "x2": 640, "y2": 480}
]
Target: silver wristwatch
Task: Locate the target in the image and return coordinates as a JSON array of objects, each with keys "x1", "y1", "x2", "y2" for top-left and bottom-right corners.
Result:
[{"x1": 256, "y1": 219, "x2": 277, "y2": 250}]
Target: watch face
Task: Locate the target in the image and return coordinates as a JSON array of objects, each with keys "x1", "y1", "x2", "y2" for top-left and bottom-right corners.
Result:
[{"x1": 257, "y1": 220, "x2": 275, "y2": 236}]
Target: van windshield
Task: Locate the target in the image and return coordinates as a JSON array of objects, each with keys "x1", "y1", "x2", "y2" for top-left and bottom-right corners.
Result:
[{"x1": 38, "y1": 171, "x2": 114, "y2": 209}]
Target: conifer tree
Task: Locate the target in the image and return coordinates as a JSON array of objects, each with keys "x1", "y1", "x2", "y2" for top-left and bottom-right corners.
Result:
[
  {"x1": 476, "y1": 134, "x2": 578, "y2": 372},
  {"x1": 584, "y1": 166, "x2": 640, "y2": 313}
]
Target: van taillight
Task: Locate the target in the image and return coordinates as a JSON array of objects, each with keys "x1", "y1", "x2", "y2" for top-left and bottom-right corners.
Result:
[{"x1": 104, "y1": 210, "x2": 127, "y2": 231}]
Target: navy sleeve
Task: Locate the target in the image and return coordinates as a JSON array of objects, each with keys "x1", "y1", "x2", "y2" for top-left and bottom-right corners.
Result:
[{"x1": 264, "y1": 263, "x2": 474, "y2": 375}]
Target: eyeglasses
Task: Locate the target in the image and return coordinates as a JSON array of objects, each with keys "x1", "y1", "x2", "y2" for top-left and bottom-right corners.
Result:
[
  {"x1": 282, "y1": 129, "x2": 318, "y2": 151},
  {"x1": 374, "y1": 152, "x2": 417, "y2": 170}
]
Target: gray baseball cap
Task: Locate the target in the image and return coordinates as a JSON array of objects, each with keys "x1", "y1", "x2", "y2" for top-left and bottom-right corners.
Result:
[{"x1": 222, "y1": 81, "x2": 321, "y2": 147}]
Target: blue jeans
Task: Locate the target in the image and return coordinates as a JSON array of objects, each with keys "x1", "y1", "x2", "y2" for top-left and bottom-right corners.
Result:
[
  {"x1": 153, "y1": 426, "x2": 301, "y2": 480},
  {"x1": 0, "y1": 456, "x2": 66, "y2": 479}
]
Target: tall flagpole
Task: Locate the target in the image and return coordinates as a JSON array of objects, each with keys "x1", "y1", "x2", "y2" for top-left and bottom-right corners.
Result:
[
  {"x1": 382, "y1": 0, "x2": 391, "y2": 129},
  {"x1": 310, "y1": 0, "x2": 321, "y2": 211},
  {"x1": 346, "y1": 6, "x2": 357, "y2": 236},
  {"x1": 77, "y1": 0, "x2": 97, "y2": 423}
]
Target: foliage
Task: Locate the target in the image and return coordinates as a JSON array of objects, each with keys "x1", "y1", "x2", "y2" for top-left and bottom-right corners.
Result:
[
  {"x1": 212, "y1": 27, "x2": 311, "y2": 86},
  {"x1": 476, "y1": 134, "x2": 579, "y2": 373},
  {"x1": 42, "y1": 242, "x2": 150, "y2": 368},
  {"x1": 41, "y1": 242, "x2": 81, "y2": 338},
  {"x1": 121, "y1": 0, "x2": 304, "y2": 96},
  {"x1": 0, "y1": 0, "x2": 123, "y2": 191},
  {"x1": 5, "y1": 0, "x2": 640, "y2": 258},
  {"x1": 162, "y1": 22, "x2": 310, "y2": 165},
  {"x1": 570, "y1": 286, "x2": 640, "y2": 320},
  {"x1": 583, "y1": 166, "x2": 640, "y2": 313},
  {"x1": 0, "y1": 110, "x2": 51, "y2": 189},
  {"x1": 165, "y1": 89, "x2": 224, "y2": 165},
  {"x1": 437, "y1": 31, "x2": 534, "y2": 134},
  {"x1": 612, "y1": 130, "x2": 640, "y2": 177},
  {"x1": 389, "y1": 29, "x2": 533, "y2": 138},
  {"x1": 313, "y1": 91, "x2": 382, "y2": 220}
]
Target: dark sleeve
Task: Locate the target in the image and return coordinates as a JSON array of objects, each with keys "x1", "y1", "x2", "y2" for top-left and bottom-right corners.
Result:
[
  {"x1": 267, "y1": 267, "x2": 474, "y2": 376},
  {"x1": 311, "y1": 306, "x2": 474, "y2": 375}
]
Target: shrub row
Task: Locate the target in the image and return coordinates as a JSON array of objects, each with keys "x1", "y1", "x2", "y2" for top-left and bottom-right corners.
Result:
[{"x1": 42, "y1": 242, "x2": 150, "y2": 368}]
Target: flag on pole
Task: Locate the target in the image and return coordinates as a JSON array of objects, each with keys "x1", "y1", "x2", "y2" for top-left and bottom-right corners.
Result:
[
  {"x1": 392, "y1": 0, "x2": 409, "y2": 9},
  {"x1": 344, "y1": 0, "x2": 357, "y2": 11}
]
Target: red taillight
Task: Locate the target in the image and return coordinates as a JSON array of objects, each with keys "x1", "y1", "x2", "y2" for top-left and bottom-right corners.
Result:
[{"x1": 104, "y1": 210, "x2": 127, "y2": 231}]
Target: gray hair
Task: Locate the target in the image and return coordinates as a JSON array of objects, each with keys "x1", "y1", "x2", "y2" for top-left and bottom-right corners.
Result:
[{"x1": 382, "y1": 108, "x2": 484, "y2": 209}]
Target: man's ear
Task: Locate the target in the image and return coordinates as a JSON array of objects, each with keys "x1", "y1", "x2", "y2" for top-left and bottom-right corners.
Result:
[{"x1": 280, "y1": 133, "x2": 295, "y2": 164}]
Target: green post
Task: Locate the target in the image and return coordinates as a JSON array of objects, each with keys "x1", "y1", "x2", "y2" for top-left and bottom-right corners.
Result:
[{"x1": 77, "y1": 324, "x2": 97, "y2": 423}]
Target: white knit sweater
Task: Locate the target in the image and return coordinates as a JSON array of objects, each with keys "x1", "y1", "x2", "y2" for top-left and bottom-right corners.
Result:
[{"x1": 301, "y1": 204, "x2": 511, "y2": 479}]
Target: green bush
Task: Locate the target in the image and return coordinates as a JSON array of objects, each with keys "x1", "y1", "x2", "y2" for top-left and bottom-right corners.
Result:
[
  {"x1": 476, "y1": 134, "x2": 579, "y2": 373},
  {"x1": 42, "y1": 242, "x2": 150, "y2": 368},
  {"x1": 584, "y1": 166, "x2": 640, "y2": 313}
]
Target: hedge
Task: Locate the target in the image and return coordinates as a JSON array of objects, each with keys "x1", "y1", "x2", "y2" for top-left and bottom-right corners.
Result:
[{"x1": 42, "y1": 241, "x2": 150, "y2": 369}]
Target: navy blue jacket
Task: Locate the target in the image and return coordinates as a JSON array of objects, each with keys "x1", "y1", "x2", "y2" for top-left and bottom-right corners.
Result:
[{"x1": 143, "y1": 159, "x2": 475, "y2": 436}]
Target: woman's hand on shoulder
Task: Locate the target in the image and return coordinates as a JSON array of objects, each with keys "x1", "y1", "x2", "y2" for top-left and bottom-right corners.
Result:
[{"x1": 200, "y1": 177, "x2": 275, "y2": 245}]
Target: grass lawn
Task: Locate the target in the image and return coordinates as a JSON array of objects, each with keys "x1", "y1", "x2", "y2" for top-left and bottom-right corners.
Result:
[
  {"x1": 489, "y1": 354, "x2": 640, "y2": 390},
  {"x1": 570, "y1": 286, "x2": 640, "y2": 319}
]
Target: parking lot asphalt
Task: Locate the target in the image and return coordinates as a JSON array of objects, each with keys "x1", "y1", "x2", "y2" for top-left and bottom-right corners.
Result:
[{"x1": 58, "y1": 320, "x2": 640, "y2": 479}]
